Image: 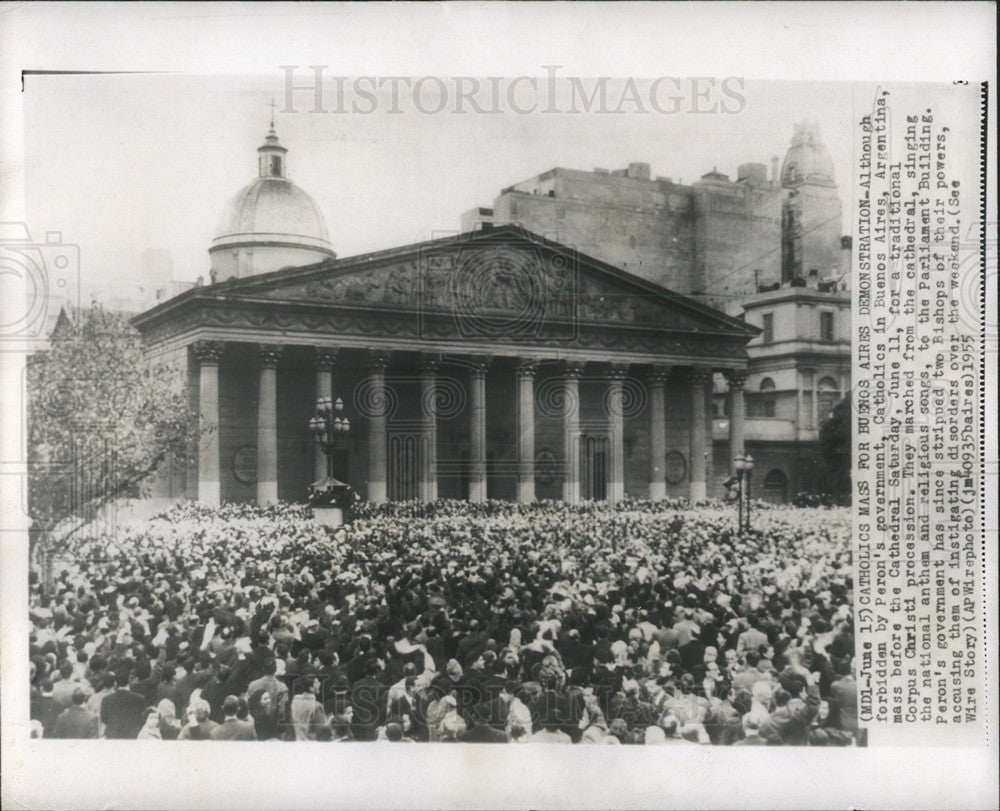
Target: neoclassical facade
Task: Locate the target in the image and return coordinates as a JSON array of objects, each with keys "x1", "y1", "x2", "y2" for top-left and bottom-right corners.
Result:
[{"x1": 134, "y1": 226, "x2": 757, "y2": 506}]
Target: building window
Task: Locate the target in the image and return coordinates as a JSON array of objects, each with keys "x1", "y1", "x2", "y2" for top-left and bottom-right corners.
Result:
[
  {"x1": 820, "y1": 311, "x2": 834, "y2": 342},
  {"x1": 763, "y1": 469, "x2": 789, "y2": 503},
  {"x1": 817, "y1": 376, "x2": 840, "y2": 422},
  {"x1": 748, "y1": 378, "x2": 777, "y2": 418},
  {"x1": 762, "y1": 313, "x2": 774, "y2": 343},
  {"x1": 747, "y1": 398, "x2": 776, "y2": 419}
]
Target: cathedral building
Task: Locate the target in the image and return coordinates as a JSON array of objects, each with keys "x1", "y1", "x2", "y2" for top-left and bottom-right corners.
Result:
[{"x1": 134, "y1": 125, "x2": 759, "y2": 508}]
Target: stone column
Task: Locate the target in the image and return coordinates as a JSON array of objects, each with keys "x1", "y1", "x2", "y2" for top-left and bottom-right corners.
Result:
[
  {"x1": 517, "y1": 359, "x2": 538, "y2": 503},
  {"x1": 606, "y1": 364, "x2": 628, "y2": 504},
  {"x1": 257, "y1": 344, "x2": 283, "y2": 505},
  {"x1": 562, "y1": 361, "x2": 585, "y2": 504},
  {"x1": 314, "y1": 348, "x2": 338, "y2": 482},
  {"x1": 648, "y1": 365, "x2": 670, "y2": 501},
  {"x1": 193, "y1": 340, "x2": 224, "y2": 507},
  {"x1": 366, "y1": 350, "x2": 391, "y2": 504},
  {"x1": 468, "y1": 356, "x2": 491, "y2": 503},
  {"x1": 810, "y1": 369, "x2": 818, "y2": 431},
  {"x1": 724, "y1": 369, "x2": 749, "y2": 473},
  {"x1": 688, "y1": 367, "x2": 712, "y2": 501},
  {"x1": 796, "y1": 368, "x2": 804, "y2": 437},
  {"x1": 419, "y1": 354, "x2": 440, "y2": 502}
]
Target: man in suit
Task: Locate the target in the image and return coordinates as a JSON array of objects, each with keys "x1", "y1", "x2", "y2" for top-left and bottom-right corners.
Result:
[
  {"x1": 53, "y1": 688, "x2": 99, "y2": 739},
  {"x1": 828, "y1": 657, "x2": 858, "y2": 736},
  {"x1": 30, "y1": 680, "x2": 62, "y2": 737},
  {"x1": 350, "y1": 659, "x2": 387, "y2": 741},
  {"x1": 101, "y1": 671, "x2": 147, "y2": 739},
  {"x1": 759, "y1": 673, "x2": 821, "y2": 746},
  {"x1": 733, "y1": 711, "x2": 768, "y2": 745},
  {"x1": 210, "y1": 695, "x2": 257, "y2": 740},
  {"x1": 458, "y1": 703, "x2": 508, "y2": 743},
  {"x1": 246, "y1": 657, "x2": 289, "y2": 729}
]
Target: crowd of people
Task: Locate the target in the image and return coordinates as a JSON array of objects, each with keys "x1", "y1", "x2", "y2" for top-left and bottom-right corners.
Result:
[{"x1": 29, "y1": 498, "x2": 857, "y2": 745}]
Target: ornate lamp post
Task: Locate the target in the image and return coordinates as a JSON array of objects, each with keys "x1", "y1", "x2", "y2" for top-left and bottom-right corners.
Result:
[
  {"x1": 734, "y1": 453, "x2": 755, "y2": 534},
  {"x1": 733, "y1": 454, "x2": 746, "y2": 535},
  {"x1": 308, "y1": 396, "x2": 356, "y2": 524}
]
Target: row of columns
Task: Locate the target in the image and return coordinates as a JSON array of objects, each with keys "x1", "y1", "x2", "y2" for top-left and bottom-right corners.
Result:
[{"x1": 191, "y1": 341, "x2": 749, "y2": 507}]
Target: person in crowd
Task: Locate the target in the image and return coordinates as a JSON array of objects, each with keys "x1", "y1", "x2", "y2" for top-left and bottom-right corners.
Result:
[
  {"x1": 137, "y1": 707, "x2": 162, "y2": 740},
  {"x1": 99, "y1": 671, "x2": 146, "y2": 739},
  {"x1": 179, "y1": 698, "x2": 218, "y2": 740},
  {"x1": 210, "y1": 695, "x2": 257, "y2": 741},
  {"x1": 732, "y1": 711, "x2": 768, "y2": 745},
  {"x1": 247, "y1": 689, "x2": 284, "y2": 741},
  {"x1": 156, "y1": 698, "x2": 182, "y2": 740},
  {"x1": 30, "y1": 680, "x2": 62, "y2": 737},
  {"x1": 290, "y1": 675, "x2": 327, "y2": 742},
  {"x1": 53, "y1": 687, "x2": 99, "y2": 739},
  {"x1": 51, "y1": 662, "x2": 86, "y2": 709}
]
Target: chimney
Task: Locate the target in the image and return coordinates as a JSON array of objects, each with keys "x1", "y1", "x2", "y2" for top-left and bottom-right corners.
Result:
[
  {"x1": 770, "y1": 156, "x2": 780, "y2": 187},
  {"x1": 626, "y1": 162, "x2": 651, "y2": 181},
  {"x1": 737, "y1": 163, "x2": 767, "y2": 185}
]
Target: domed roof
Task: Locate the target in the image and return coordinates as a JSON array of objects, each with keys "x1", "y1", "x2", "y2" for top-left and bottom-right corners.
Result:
[
  {"x1": 210, "y1": 125, "x2": 335, "y2": 264},
  {"x1": 214, "y1": 176, "x2": 332, "y2": 250},
  {"x1": 780, "y1": 122, "x2": 836, "y2": 187}
]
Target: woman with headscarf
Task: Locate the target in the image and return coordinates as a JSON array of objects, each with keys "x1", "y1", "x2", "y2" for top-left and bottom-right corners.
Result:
[{"x1": 156, "y1": 698, "x2": 181, "y2": 740}]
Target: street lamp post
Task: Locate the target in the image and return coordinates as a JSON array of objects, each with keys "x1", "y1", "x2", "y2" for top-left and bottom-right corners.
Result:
[
  {"x1": 308, "y1": 396, "x2": 356, "y2": 524},
  {"x1": 744, "y1": 454, "x2": 754, "y2": 533},
  {"x1": 734, "y1": 454, "x2": 746, "y2": 536},
  {"x1": 733, "y1": 453, "x2": 755, "y2": 534}
]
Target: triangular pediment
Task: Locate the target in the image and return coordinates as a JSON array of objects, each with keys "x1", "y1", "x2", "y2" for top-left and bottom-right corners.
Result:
[{"x1": 212, "y1": 227, "x2": 749, "y2": 336}]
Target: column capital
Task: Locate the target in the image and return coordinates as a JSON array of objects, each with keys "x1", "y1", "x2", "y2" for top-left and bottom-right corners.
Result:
[
  {"x1": 517, "y1": 358, "x2": 540, "y2": 378},
  {"x1": 192, "y1": 340, "x2": 225, "y2": 366},
  {"x1": 605, "y1": 362, "x2": 629, "y2": 382},
  {"x1": 468, "y1": 354, "x2": 494, "y2": 377},
  {"x1": 686, "y1": 366, "x2": 713, "y2": 386},
  {"x1": 366, "y1": 349, "x2": 391, "y2": 373},
  {"x1": 315, "y1": 346, "x2": 339, "y2": 371},
  {"x1": 723, "y1": 369, "x2": 749, "y2": 391},
  {"x1": 648, "y1": 365, "x2": 671, "y2": 385},
  {"x1": 257, "y1": 343, "x2": 284, "y2": 369},
  {"x1": 419, "y1": 352, "x2": 442, "y2": 374},
  {"x1": 563, "y1": 360, "x2": 586, "y2": 380}
]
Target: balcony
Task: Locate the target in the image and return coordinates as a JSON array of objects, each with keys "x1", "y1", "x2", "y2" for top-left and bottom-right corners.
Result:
[{"x1": 713, "y1": 417, "x2": 799, "y2": 442}]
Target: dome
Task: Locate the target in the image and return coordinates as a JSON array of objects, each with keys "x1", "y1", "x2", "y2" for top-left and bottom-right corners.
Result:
[
  {"x1": 780, "y1": 122, "x2": 836, "y2": 188},
  {"x1": 209, "y1": 125, "x2": 335, "y2": 282},
  {"x1": 213, "y1": 177, "x2": 332, "y2": 250}
]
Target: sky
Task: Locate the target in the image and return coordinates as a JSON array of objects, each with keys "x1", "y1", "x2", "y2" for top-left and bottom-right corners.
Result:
[{"x1": 24, "y1": 72, "x2": 860, "y2": 298}]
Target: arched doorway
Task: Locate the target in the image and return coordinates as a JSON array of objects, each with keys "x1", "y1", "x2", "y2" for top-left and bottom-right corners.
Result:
[{"x1": 762, "y1": 468, "x2": 788, "y2": 503}]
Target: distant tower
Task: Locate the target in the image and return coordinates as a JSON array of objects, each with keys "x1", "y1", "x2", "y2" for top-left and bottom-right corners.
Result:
[
  {"x1": 209, "y1": 115, "x2": 335, "y2": 282},
  {"x1": 780, "y1": 122, "x2": 842, "y2": 282}
]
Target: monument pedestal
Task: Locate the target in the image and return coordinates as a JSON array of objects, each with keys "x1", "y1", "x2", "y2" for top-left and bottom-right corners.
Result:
[{"x1": 313, "y1": 506, "x2": 344, "y2": 527}]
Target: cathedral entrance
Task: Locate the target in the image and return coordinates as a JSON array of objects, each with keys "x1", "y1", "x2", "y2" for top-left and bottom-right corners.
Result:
[
  {"x1": 581, "y1": 434, "x2": 609, "y2": 501},
  {"x1": 387, "y1": 431, "x2": 420, "y2": 501}
]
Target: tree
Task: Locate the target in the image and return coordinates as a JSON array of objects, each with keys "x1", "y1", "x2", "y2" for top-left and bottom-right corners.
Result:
[
  {"x1": 27, "y1": 304, "x2": 199, "y2": 553},
  {"x1": 818, "y1": 392, "x2": 851, "y2": 502}
]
